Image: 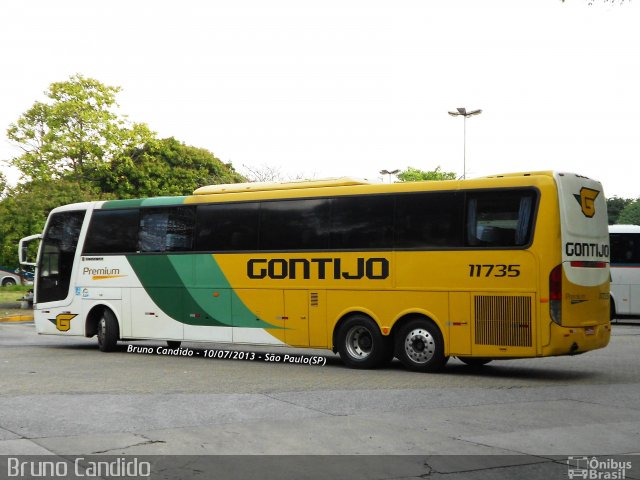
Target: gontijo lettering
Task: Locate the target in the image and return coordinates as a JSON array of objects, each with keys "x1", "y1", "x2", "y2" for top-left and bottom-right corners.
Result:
[
  {"x1": 565, "y1": 242, "x2": 609, "y2": 258},
  {"x1": 247, "y1": 257, "x2": 389, "y2": 280}
]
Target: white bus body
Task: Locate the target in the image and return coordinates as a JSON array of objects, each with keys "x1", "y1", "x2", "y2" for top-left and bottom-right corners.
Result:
[{"x1": 609, "y1": 224, "x2": 640, "y2": 318}]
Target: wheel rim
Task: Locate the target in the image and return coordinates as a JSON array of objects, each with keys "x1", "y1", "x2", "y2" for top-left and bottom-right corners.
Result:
[
  {"x1": 403, "y1": 328, "x2": 435, "y2": 364},
  {"x1": 345, "y1": 325, "x2": 373, "y2": 360}
]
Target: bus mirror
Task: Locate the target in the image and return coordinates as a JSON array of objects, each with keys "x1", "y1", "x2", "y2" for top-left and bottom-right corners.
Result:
[{"x1": 19, "y1": 234, "x2": 42, "y2": 267}]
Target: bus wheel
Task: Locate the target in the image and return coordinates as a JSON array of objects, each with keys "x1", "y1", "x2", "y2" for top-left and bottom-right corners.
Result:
[
  {"x1": 167, "y1": 341, "x2": 181, "y2": 349},
  {"x1": 458, "y1": 357, "x2": 492, "y2": 367},
  {"x1": 97, "y1": 310, "x2": 119, "y2": 352},
  {"x1": 610, "y1": 297, "x2": 616, "y2": 322},
  {"x1": 395, "y1": 318, "x2": 447, "y2": 372},
  {"x1": 337, "y1": 315, "x2": 389, "y2": 369}
]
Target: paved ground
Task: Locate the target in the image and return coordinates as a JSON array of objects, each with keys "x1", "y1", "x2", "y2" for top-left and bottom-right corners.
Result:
[{"x1": 1, "y1": 320, "x2": 639, "y2": 479}]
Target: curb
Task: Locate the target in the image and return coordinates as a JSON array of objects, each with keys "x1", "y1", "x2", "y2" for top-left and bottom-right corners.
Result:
[{"x1": 0, "y1": 314, "x2": 34, "y2": 323}]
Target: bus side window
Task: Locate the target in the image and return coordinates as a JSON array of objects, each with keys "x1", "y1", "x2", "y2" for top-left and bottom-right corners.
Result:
[
  {"x1": 139, "y1": 207, "x2": 195, "y2": 253},
  {"x1": 195, "y1": 203, "x2": 259, "y2": 251},
  {"x1": 395, "y1": 192, "x2": 463, "y2": 248},
  {"x1": 331, "y1": 196, "x2": 394, "y2": 249},
  {"x1": 466, "y1": 190, "x2": 536, "y2": 248},
  {"x1": 611, "y1": 234, "x2": 640, "y2": 264},
  {"x1": 83, "y1": 209, "x2": 139, "y2": 254}
]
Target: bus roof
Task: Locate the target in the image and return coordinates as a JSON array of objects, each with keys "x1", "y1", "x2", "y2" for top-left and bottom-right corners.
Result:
[
  {"x1": 56, "y1": 171, "x2": 572, "y2": 212},
  {"x1": 193, "y1": 177, "x2": 373, "y2": 195},
  {"x1": 609, "y1": 224, "x2": 640, "y2": 233}
]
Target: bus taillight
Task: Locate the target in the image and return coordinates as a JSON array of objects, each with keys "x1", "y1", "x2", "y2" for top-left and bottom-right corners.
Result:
[{"x1": 549, "y1": 264, "x2": 562, "y2": 325}]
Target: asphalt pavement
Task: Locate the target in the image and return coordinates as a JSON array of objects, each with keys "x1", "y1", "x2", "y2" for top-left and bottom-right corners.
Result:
[{"x1": 1, "y1": 320, "x2": 639, "y2": 479}]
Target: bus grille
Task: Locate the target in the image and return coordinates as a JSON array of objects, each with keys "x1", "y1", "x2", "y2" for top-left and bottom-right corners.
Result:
[{"x1": 474, "y1": 295, "x2": 532, "y2": 347}]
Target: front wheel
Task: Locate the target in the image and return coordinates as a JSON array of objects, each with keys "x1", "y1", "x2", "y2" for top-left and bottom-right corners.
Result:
[
  {"x1": 97, "y1": 310, "x2": 119, "y2": 352},
  {"x1": 337, "y1": 315, "x2": 391, "y2": 369},
  {"x1": 2, "y1": 277, "x2": 16, "y2": 286},
  {"x1": 395, "y1": 318, "x2": 448, "y2": 372}
]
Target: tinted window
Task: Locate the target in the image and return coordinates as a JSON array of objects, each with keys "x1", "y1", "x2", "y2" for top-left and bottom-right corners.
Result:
[
  {"x1": 83, "y1": 209, "x2": 139, "y2": 254},
  {"x1": 260, "y1": 199, "x2": 330, "y2": 250},
  {"x1": 139, "y1": 207, "x2": 195, "y2": 252},
  {"x1": 195, "y1": 203, "x2": 259, "y2": 251},
  {"x1": 331, "y1": 196, "x2": 394, "y2": 249},
  {"x1": 395, "y1": 192, "x2": 463, "y2": 248},
  {"x1": 610, "y1": 233, "x2": 640, "y2": 264},
  {"x1": 466, "y1": 190, "x2": 536, "y2": 247},
  {"x1": 37, "y1": 210, "x2": 86, "y2": 303}
]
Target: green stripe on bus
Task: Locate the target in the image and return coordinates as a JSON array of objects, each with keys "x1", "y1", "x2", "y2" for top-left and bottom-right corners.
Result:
[
  {"x1": 126, "y1": 254, "x2": 279, "y2": 329},
  {"x1": 102, "y1": 197, "x2": 188, "y2": 210}
]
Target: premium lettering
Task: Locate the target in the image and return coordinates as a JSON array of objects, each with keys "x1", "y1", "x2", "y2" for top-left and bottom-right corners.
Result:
[
  {"x1": 83, "y1": 267, "x2": 121, "y2": 276},
  {"x1": 247, "y1": 257, "x2": 389, "y2": 280}
]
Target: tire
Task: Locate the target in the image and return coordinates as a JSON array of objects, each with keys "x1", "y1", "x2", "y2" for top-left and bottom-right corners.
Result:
[
  {"x1": 458, "y1": 357, "x2": 493, "y2": 367},
  {"x1": 395, "y1": 318, "x2": 448, "y2": 372},
  {"x1": 97, "y1": 309, "x2": 119, "y2": 352},
  {"x1": 2, "y1": 277, "x2": 16, "y2": 286},
  {"x1": 610, "y1": 297, "x2": 616, "y2": 322},
  {"x1": 167, "y1": 341, "x2": 182, "y2": 349},
  {"x1": 337, "y1": 315, "x2": 391, "y2": 369}
]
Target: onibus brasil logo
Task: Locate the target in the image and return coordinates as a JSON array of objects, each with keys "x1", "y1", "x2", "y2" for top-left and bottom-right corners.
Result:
[{"x1": 567, "y1": 456, "x2": 632, "y2": 479}]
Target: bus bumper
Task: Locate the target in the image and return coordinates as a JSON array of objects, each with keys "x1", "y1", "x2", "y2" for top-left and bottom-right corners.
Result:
[{"x1": 543, "y1": 321, "x2": 611, "y2": 356}]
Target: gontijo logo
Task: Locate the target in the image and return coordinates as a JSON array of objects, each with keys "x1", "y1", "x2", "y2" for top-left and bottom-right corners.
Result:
[
  {"x1": 48, "y1": 313, "x2": 77, "y2": 332},
  {"x1": 574, "y1": 187, "x2": 600, "y2": 218}
]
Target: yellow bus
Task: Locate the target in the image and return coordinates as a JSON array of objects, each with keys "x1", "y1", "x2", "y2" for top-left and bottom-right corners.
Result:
[{"x1": 19, "y1": 171, "x2": 611, "y2": 372}]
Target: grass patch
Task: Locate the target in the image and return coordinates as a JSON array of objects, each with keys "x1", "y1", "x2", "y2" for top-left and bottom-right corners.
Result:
[{"x1": 0, "y1": 285, "x2": 30, "y2": 304}]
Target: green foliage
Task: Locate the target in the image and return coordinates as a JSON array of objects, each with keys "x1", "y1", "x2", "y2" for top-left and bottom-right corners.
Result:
[
  {"x1": 7, "y1": 74, "x2": 153, "y2": 182},
  {"x1": 0, "y1": 172, "x2": 6, "y2": 198},
  {"x1": 89, "y1": 137, "x2": 246, "y2": 198},
  {"x1": 1, "y1": 75, "x2": 250, "y2": 268},
  {"x1": 607, "y1": 196, "x2": 634, "y2": 225},
  {"x1": 396, "y1": 166, "x2": 457, "y2": 182},
  {"x1": 617, "y1": 199, "x2": 640, "y2": 226},
  {"x1": 0, "y1": 180, "x2": 108, "y2": 268}
]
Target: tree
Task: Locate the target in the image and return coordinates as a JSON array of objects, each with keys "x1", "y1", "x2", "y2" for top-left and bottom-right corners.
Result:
[
  {"x1": 6, "y1": 74, "x2": 153, "y2": 182},
  {"x1": 396, "y1": 166, "x2": 457, "y2": 182},
  {"x1": 242, "y1": 164, "x2": 311, "y2": 183},
  {"x1": 617, "y1": 199, "x2": 640, "y2": 226},
  {"x1": 0, "y1": 179, "x2": 108, "y2": 268},
  {"x1": 0, "y1": 172, "x2": 7, "y2": 199},
  {"x1": 89, "y1": 137, "x2": 246, "y2": 198},
  {"x1": 607, "y1": 196, "x2": 634, "y2": 225}
]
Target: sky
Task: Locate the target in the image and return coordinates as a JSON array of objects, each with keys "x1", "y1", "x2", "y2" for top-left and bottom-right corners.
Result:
[{"x1": 1, "y1": 0, "x2": 639, "y2": 198}]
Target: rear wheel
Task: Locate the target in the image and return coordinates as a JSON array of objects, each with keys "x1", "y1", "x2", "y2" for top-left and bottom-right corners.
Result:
[
  {"x1": 2, "y1": 277, "x2": 16, "y2": 286},
  {"x1": 337, "y1": 315, "x2": 390, "y2": 369},
  {"x1": 167, "y1": 341, "x2": 182, "y2": 349},
  {"x1": 97, "y1": 309, "x2": 119, "y2": 352},
  {"x1": 395, "y1": 318, "x2": 448, "y2": 372}
]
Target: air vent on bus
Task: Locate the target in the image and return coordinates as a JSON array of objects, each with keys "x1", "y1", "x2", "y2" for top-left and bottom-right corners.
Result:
[
  {"x1": 310, "y1": 292, "x2": 319, "y2": 307},
  {"x1": 474, "y1": 295, "x2": 532, "y2": 347}
]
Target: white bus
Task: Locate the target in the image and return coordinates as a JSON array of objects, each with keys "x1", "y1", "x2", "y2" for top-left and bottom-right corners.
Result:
[{"x1": 609, "y1": 224, "x2": 640, "y2": 319}]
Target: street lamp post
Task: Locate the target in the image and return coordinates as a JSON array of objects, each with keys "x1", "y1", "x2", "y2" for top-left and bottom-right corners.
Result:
[
  {"x1": 448, "y1": 107, "x2": 482, "y2": 179},
  {"x1": 379, "y1": 169, "x2": 400, "y2": 183}
]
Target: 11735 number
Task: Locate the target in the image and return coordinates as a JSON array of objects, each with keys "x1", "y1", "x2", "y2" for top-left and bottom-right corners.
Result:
[{"x1": 468, "y1": 264, "x2": 521, "y2": 278}]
